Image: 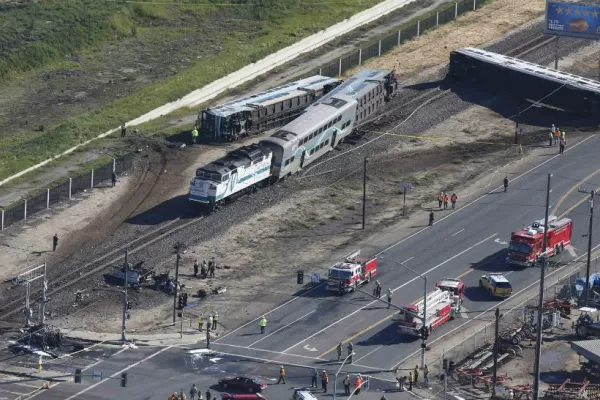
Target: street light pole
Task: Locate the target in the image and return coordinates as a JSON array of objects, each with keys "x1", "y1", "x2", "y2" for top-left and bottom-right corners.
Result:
[
  {"x1": 533, "y1": 173, "x2": 552, "y2": 400},
  {"x1": 585, "y1": 190, "x2": 595, "y2": 307},
  {"x1": 333, "y1": 352, "x2": 355, "y2": 400},
  {"x1": 362, "y1": 157, "x2": 368, "y2": 230},
  {"x1": 121, "y1": 249, "x2": 128, "y2": 342},
  {"x1": 172, "y1": 252, "x2": 181, "y2": 324}
]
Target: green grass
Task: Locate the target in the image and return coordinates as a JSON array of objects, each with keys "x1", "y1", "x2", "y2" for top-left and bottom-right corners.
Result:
[{"x1": 0, "y1": 0, "x2": 383, "y2": 181}]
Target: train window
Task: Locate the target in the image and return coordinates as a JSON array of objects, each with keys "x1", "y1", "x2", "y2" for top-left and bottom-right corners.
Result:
[
  {"x1": 337, "y1": 115, "x2": 341, "y2": 123},
  {"x1": 310, "y1": 149, "x2": 315, "y2": 155},
  {"x1": 325, "y1": 139, "x2": 329, "y2": 145},
  {"x1": 318, "y1": 127, "x2": 324, "y2": 134},
  {"x1": 288, "y1": 100, "x2": 292, "y2": 108},
  {"x1": 327, "y1": 121, "x2": 332, "y2": 128},
  {"x1": 291, "y1": 156, "x2": 295, "y2": 163}
]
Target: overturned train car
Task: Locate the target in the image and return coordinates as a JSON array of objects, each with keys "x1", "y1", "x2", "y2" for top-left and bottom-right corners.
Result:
[
  {"x1": 449, "y1": 47, "x2": 600, "y2": 113},
  {"x1": 197, "y1": 75, "x2": 342, "y2": 142}
]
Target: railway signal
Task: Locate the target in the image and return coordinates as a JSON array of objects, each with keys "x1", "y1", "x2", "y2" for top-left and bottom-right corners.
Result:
[{"x1": 297, "y1": 270, "x2": 304, "y2": 285}]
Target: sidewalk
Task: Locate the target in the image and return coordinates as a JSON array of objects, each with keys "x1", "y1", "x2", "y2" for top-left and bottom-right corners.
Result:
[{"x1": 64, "y1": 328, "x2": 208, "y2": 347}]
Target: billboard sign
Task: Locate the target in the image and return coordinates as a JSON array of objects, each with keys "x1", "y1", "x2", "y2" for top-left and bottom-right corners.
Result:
[{"x1": 546, "y1": 1, "x2": 600, "y2": 40}]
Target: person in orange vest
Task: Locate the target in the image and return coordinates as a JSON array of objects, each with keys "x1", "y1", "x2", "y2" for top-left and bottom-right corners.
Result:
[
  {"x1": 443, "y1": 194, "x2": 449, "y2": 210},
  {"x1": 450, "y1": 193, "x2": 458, "y2": 209},
  {"x1": 553, "y1": 127, "x2": 560, "y2": 145},
  {"x1": 438, "y1": 192, "x2": 444, "y2": 208},
  {"x1": 321, "y1": 370, "x2": 329, "y2": 392},
  {"x1": 169, "y1": 393, "x2": 178, "y2": 400},
  {"x1": 277, "y1": 366, "x2": 286, "y2": 384},
  {"x1": 354, "y1": 374, "x2": 363, "y2": 395}
]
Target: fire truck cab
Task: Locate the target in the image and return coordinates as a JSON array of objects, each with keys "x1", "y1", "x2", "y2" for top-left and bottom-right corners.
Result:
[
  {"x1": 326, "y1": 250, "x2": 377, "y2": 294},
  {"x1": 507, "y1": 216, "x2": 572, "y2": 267}
]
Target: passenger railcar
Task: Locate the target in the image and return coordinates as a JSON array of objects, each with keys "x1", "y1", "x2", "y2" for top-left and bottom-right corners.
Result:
[
  {"x1": 197, "y1": 75, "x2": 342, "y2": 142},
  {"x1": 449, "y1": 48, "x2": 600, "y2": 113}
]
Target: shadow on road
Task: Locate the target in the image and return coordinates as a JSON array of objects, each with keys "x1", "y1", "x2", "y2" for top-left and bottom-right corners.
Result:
[{"x1": 126, "y1": 195, "x2": 199, "y2": 226}]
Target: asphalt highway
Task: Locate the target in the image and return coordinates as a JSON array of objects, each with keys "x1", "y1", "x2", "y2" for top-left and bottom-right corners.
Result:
[{"x1": 211, "y1": 133, "x2": 600, "y2": 372}]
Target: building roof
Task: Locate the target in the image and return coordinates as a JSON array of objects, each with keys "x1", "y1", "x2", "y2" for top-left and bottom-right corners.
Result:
[
  {"x1": 455, "y1": 48, "x2": 600, "y2": 94},
  {"x1": 571, "y1": 340, "x2": 600, "y2": 364}
]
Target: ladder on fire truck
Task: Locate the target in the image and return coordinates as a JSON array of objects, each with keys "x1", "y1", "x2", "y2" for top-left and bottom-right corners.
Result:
[{"x1": 410, "y1": 288, "x2": 452, "y2": 322}]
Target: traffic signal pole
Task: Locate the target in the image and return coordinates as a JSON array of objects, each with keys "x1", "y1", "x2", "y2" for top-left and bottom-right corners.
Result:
[
  {"x1": 173, "y1": 252, "x2": 181, "y2": 324},
  {"x1": 121, "y1": 249, "x2": 128, "y2": 342}
]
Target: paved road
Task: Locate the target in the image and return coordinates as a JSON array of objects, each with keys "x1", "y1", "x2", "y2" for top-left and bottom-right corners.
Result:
[{"x1": 208, "y1": 133, "x2": 600, "y2": 372}]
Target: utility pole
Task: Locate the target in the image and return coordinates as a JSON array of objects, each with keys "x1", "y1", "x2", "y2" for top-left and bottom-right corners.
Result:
[
  {"x1": 533, "y1": 173, "x2": 552, "y2": 400},
  {"x1": 41, "y1": 260, "x2": 47, "y2": 325},
  {"x1": 421, "y1": 275, "x2": 428, "y2": 370},
  {"x1": 585, "y1": 190, "x2": 595, "y2": 307},
  {"x1": 514, "y1": 107, "x2": 521, "y2": 144},
  {"x1": 492, "y1": 307, "x2": 501, "y2": 395},
  {"x1": 362, "y1": 157, "x2": 368, "y2": 230},
  {"x1": 172, "y1": 251, "x2": 181, "y2": 324},
  {"x1": 121, "y1": 249, "x2": 128, "y2": 342}
]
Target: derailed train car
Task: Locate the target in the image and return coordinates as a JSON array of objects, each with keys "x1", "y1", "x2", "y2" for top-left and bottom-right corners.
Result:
[
  {"x1": 197, "y1": 75, "x2": 342, "y2": 142},
  {"x1": 189, "y1": 69, "x2": 397, "y2": 211},
  {"x1": 449, "y1": 47, "x2": 600, "y2": 113}
]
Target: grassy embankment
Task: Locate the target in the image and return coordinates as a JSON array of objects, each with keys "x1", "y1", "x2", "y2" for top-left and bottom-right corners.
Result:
[{"x1": 0, "y1": 0, "x2": 384, "y2": 182}]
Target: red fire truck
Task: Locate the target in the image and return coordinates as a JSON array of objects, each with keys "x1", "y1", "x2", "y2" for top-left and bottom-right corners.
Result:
[
  {"x1": 326, "y1": 250, "x2": 377, "y2": 294},
  {"x1": 436, "y1": 278, "x2": 465, "y2": 310},
  {"x1": 396, "y1": 286, "x2": 461, "y2": 337},
  {"x1": 507, "y1": 216, "x2": 573, "y2": 267}
]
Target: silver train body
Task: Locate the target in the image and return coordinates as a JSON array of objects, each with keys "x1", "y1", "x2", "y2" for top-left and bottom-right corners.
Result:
[
  {"x1": 189, "y1": 69, "x2": 397, "y2": 208},
  {"x1": 197, "y1": 75, "x2": 342, "y2": 142}
]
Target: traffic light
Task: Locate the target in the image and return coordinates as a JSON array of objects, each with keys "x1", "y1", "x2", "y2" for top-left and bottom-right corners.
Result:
[
  {"x1": 442, "y1": 359, "x2": 448, "y2": 371},
  {"x1": 339, "y1": 281, "x2": 344, "y2": 293},
  {"x1": 182, "y1": 293, "x2": 188, "y2": 307},
  {"x1": 297, "y1": 270, "x2": 304, "y2": 285},
  {"x1": 74, "y1": 369, "x2": 82, "y2": 384},
  {"x1": 420, "y1": 326, "x2": 429, "y2": 340},
  {"x1": 448, "y1": 360, "x2": 455, "y2": 371},
  {"x1": 120, "y1": 372, "x2": 127, "y2": 388},
  {"x1": 178, "y1": 294, "x2": 185, "y2": 309},
  {"x1": 127, "y1": 301, "x2": 132, "y2": 310}
]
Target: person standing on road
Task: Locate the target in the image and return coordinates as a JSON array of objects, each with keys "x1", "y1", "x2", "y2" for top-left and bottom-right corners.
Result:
[
  {"x1": 549, "y1": 131, "x2": 554, "y2": 146},
  {"x1": 321, "y1": 370, "x2": 328, "y2": 393},
  {"x1": 52, "y1": 234, "x2": 59, "y2": 252},
  {"x1": 347, "y1": 342, "x2": 354, "y2": 364},
  {"x1": 336, "y1": 342, "x2": 343, "y2": 361},
  {"x1": 554, "y1": 126, "x2": 560, "y2": 145},
  {"x1": 413, "y1": 365, "x2": 419, "y2": 384},
  {"x1": 197, "y1": 313, "x2": 203, "y2": 332},
  {"x1": 208, "y1": 314, "x2": 213, "y2": 332},
  {"x1": 343, "y1": 374, "x2": 351, "y2": 395},
  {"x1": 200, "y1": 262, "x2": 207, "y2": 279},
  {"x1": 450, "y1": 193, "x2": 457, "y2": 209},
  {"x1": 193, "y1": 260, "x2": 199, "y2": 277},
  {"x1": 169, "y1": 393, "x2": 178, "y2": 400},
  {"x1": 212, "y1": 311, "x2": 218, "y2": 330},
  {"x1": 209, "y1": 262, "x2": 215, "y2": 278},
  {"x1": 259, "y1": 316, "x2": 267, "y2": 334},
  {"x1": 179, "y1": 391, "x2": 187, "y2": 400},
  {"x1": 354, "y1": 374, "x2": 363, "y2": 395},
  {"x1": 438, "y1": 192, "x2": 444, "y2": 208},
  {"x1": 387, "y1": 288, "x2": 392, "y2": 308},
  {"x1": 191, "y1": 126, "x2": 199, "y2": 144},
  {"x1": 559, "y1": 136, "x2": 566, "y2": 154},
  {"x1": 408, "y1": 372, "x2": 413, "y2": 391},
  {"x1": 189, "y1": 384, "x2": 198, "y2": 400},
  {"x1": 121, "y1": 123, "x2": 127, "y2": 138},
  {"x1": 423, "y1": 365, "x2": 429, "y2": 385},
  {"x1": 503, "y1": 176, "x2": 509, "y2": 193},
  {"x1": 112, "y1": 172, "x2": 117, "y2": 187},
  {"x1": 311, "y1": 368, "x2": 318, "y2": 388},
  {"x1": 428, "y1": 210, "x2": 434, "y2": 226},
  {"x1": 277, "y1": 366, "x2": 286, "y2": 384},
  {"x1": 205, "y1": 390, "x2": 211, "y2": 400},
  {"x1": 443, "y1": 193, "x2": 449, "y2": 210}
]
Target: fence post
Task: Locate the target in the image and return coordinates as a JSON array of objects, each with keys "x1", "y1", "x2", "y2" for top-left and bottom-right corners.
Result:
[
  {"x1": 436, "y1": 11, "x2": 439, "y2": 26},
  {"x1": 397, "y1": 30, "x2": 401, "y2": 46},
  {"x1": 473, "y1": 0, "x2": 476, "y2": 10},
  {"x1": 318, "y1": 68, "x2": 322, "y2": 76},
  {"x1": 69, "y1": 178, "x2": 72, "y2": 200},
  {"x1": 338, "y1": 59, "x2": 342, "y2": 76},
  {"x1": 1, "y1": 209, "x2": 4, "y2": 230},
  {"x1": 417, "y1": 20, "x2": 420, "y2": 37},
  {"x1": 358, "y1": 49, "x2": 362, "y2": 65},
  {"x1": 24, "y1": 200, "x2": 27, "y2": 220},
  {"x1": 378, "y1": 40, "x2": 382, "y2": 56},
  {"x1": 112, "y1": 158, "x2": 116, "y2": 173},
  {"x1": 46, "y1": 189, "x2": 50, "y2": 209},
  {"x1": 455, "y1": 2, "x2": 458, "y2": 18},
  {"x1": 90, "y1": 169, "x2": 94, "y2": 189}
]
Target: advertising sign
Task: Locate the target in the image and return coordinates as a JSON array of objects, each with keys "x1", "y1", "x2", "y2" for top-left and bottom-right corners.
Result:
[{"x1": 546, "y1": 1, "x2": 600, "y2": 40}]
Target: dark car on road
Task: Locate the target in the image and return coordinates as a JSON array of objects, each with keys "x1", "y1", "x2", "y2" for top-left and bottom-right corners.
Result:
[{"x1": 219, "y1": 376, "x2": 268, "y2": 393}]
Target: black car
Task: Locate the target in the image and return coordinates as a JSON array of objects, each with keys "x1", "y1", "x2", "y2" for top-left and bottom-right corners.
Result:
[{"x1": 218, "y1": 376, "x2": 268, "y2": 393}]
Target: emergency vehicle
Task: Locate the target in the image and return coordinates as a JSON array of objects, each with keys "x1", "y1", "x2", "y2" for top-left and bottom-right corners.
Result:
[
  {"x1": 507, "y1": 216, "x2": 572, "y2": 267},
  {"x1": 396, "y1": 286, "x2": 461, "y2": 337},
  {"x1": 326, "y1": 250, "x2": 377, "y2": 294},
  {"x1": 436, "y1": 278, "x2": 465, "y2": 310},
  {"x1": 479, "y1": 273, "x2": 512, "y2": 298}
]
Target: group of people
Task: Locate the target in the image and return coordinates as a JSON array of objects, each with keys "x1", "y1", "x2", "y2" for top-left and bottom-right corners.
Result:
[
  {"x1": 437, "y1": 192, "x2": 458, "y2": 210},
  {"x1": 193, "y1": 259, "x2": 216, "y2": 279},
  {"x1": 394, "y1": 365, "x2": 430, "y2": 391},
  {"x1": 169, "y1": 384, "x2": 212, "y2": 400},
  {"x1": 197, "y1": 311, "x2": 219, "y2": 332},
  {"x1": 549, "y1": 124, "x2": 567, "y2": 154}
]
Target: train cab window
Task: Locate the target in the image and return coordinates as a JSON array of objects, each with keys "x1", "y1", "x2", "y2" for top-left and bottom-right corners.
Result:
[
  {"x1": 290, "y1": 156, "x2": 295, "y2": 163},
  {"x1": 337, "y1": 115, "x2": 342, "y2": 123},
  {"x1": 325, "y1": 139, "x2": 329, "y2": 145},
  {"x1": 284, "y1": 160, "x2": 290, "y2": 167}
]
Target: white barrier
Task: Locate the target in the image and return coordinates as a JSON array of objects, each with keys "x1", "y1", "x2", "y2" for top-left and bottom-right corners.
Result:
[{"x1": 0, "y1": 0, "x2": 418, "y2": 188}]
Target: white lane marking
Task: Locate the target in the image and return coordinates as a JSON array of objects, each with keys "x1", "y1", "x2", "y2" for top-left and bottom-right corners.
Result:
[
  {"x1": 64, "y1": 346, "x2": 172, "y2": 400},
  {"x1": 281, "y1": 233, "x2": 498, "y2": 354},
  {"x1": 451, "y1": 229, "x2": 464, "y2": 236},
  {"x1": 212, "y1": 342, "x2": 323, "y2": 361},
  {"x1": 28, "y1": 347, "x2": 130, "y2": 399},
  {"x1": 216, "y1": 283, "x2": 325, "y2": 342},
  {"x1": 494, "y1": 238, "x2": 508, "y2": 245},
  {"x1": 402, "y1": 256, "x2": 415, "y2": 263},
  {"x1": 567, "y1": 245, "x2": 578, "y2": 258},
  {"x1": 374, "y1": 134, "x2": 596, "y2": 258},
  {"x1": 390, "y1": 241, "x2": 600, "y2": 370},
  {"x1": 304, "y1": 344, "x2": 318, "y2": 352},
  {"x1": 248, "y1": 311, "x2": 315, "y2": 348}
]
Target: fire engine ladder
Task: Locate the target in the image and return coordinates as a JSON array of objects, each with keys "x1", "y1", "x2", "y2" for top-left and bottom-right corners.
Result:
[{"x1": 412, "y1": 289, "x2": 451, "y2": 319}]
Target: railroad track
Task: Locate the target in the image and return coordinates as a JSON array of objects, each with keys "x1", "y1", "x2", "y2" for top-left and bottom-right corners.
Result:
[{"x1": 506, "y1": 35, "x2": 557, "y2": 58}]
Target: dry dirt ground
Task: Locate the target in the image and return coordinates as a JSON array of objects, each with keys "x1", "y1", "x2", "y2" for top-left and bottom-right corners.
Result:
[{"x1": 0, "y1": 0, "x2": 584, "y2": 336}]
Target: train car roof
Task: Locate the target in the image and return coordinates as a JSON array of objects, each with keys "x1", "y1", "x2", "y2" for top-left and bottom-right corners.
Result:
[
  {"x1": 206, "y1": 75, "x2": 341, "y2": 117},
  {"x1": 319, "y1": 69, "x2": 391, "y2": 103},
  {"x1": 197, "y1": 144, "x2": 271, "y2": 176},
  {"x1": 454, "y1": 48, "x2": 600, "y2": 94}
]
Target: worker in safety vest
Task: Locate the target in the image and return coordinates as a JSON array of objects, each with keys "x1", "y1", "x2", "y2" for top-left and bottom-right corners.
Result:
[
  {"x1": 191, "y1": 126, "x2": 199, "y2": 144},
  {"x1": 387, "y1": 289, "x2": 392, "y2": 308},
  {"x1": 197, "y1": 313, "x2": 204, "y2": 332},
  {"x1": 259, "y1": 316, "x2": 267, "y2": 334},
  {"x1": 553, "y1": 127, "x2": 560, "y2": 145},
  {"x1": 343, "y1": 375, "x2": 351, "y2": 395},
  {"x1": 208, "y1": 314, "x2": 213, "y2": 331},
  {"x1": 561, "y1": 130, "x2": 566, "y2": 140},
  {"x1": 559, "y1": 135, "x2": 566, "y2": 154},
  {"x1": 336, "y1": 342, "x2": 343, "y2": 361},
  {"x1": 212, "y1": 311, "x2": 218, "y2": 330},
  {"x1": 450, "y1": 193, "x2": 458, "y2": 209},
  {"x1": 354, "y1": 374, "x2": 363, "y2": 395},
  {"x1": 277, "y1": 366, "x2": 286, "y2": 384},
  {"x1": 408, "y1": 372, "x2": 413, "y2": 391},
  {"x1": 438, "y1": 192, "x2": 444, "y2": 208},
  {"x1": 443, "y1": 194, "x2": 449, "y2": 210},
  {"x1": 347, "y1": 342, "x2": 354, "y2": 363},
  {"x1": 321, "y1": 370, "x2": 329, "y2": 392},
  {"x1": 413, "y1": 365, "x2": 419, "y2": 383},
  {"x1": 548, "y1": 131, "x2": 553, "y2": 146},
  {"x1": 169, "y1": 392, "x2": 178, "y2": 400}
]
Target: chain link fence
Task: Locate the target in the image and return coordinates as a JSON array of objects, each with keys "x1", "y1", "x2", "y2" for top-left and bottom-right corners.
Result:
[{"x1": 1, "y1": 154, "x2": 137, "y2": 231}]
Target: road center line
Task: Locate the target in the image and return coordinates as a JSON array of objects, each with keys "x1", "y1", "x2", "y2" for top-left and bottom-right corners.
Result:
[
  {"x1": 552, "y1": 166, "x2": 600, "y2": 216},
  {"x1": 451, "y1": 229, "x2": 465, "y2": 236},
  {"x1": 402, "y1": 256, "x2": 415, "y2": 263},
  {"x1": 213, "y1": 342, "x2": 322, "y2": 361},
  {"x1": 64, "y1": 346, "x2": 172, "y2": 400},
  {"x1": 285, "y1": 233, "x2": 497, "y2": 355},
  {"x1": 248, "y1": 311, "x2": 315, "y2": 348}
]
